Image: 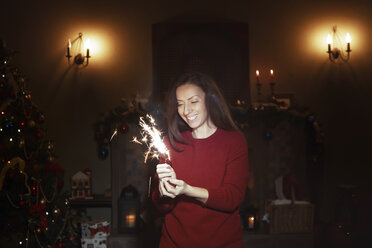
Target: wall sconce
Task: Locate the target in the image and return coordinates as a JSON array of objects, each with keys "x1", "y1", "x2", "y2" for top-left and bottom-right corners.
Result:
[
  {"x1": 66, "y1": 32, "x2": 91, "y2": 67},
  {"x1": 327, "y1": 26, "x2": 352, "y2": 63}
]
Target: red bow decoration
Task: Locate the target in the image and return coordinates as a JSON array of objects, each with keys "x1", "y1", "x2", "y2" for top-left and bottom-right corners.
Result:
[
  {"x1": 29, "y1": 204, "x2": 48, "y2": 228},
  {"x1": 89, "y1": 224, "x2": 109, "y2": 237},
  {"x1": 46, "y1": 163, "x2": 64, "y2": 177}
]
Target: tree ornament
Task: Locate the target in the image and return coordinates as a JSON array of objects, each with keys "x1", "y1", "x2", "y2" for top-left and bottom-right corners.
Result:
[
  {"x1": 28, "y1": 120, "x2": 36, "y2": 128},
  {"x1": 47, "y1": 155, "x2": 55, "y2": 162},
  {"x1": 29, "y1": 203, "x2": 47, "y2": 228},
  {"x1": 53, "y1": 207, "x2": 62, "y2": 217},
  {"x1": 8, "y1": 171, "x2": 16, "y2": 179},
  {"x1": 119, "y1": 123, "x2": 128, "y2": 134},
  {"x1": 98, "y1": 146, "x2": 109, "y2": 160},
  {"x1": 18, "y1": 138, "x2": 25, "y2": 148},
  {"x1": 46, "y1": 140, "x2": 54, "y2": 150},
  {"x1": 37, "y1": 113, "x2": 45, "y2": 123},
  {"x1": 264, "y1": 130, "x2": 273, "y2": 141},
  {"x1": 36, "y1": 130, "x2": 45, "y2": 139}
]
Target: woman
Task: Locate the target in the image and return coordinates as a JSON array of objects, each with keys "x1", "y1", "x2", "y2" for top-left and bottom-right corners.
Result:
[{"x1": 152, "y1": 72, "x2": 249, "y2": 248}]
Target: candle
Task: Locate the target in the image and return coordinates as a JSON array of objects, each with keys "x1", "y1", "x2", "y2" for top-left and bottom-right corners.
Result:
[
  {"x1": 326, "y1": 34, "x2": 332, "y2": 53},
  {"x1": 126, "y1": 214, "x2": 136, "y2": 227},
  {"x1": 255, "y1": 70, "x2": 260, "y2": 84},
  {"x1": 270, "y1": 69, "x2": 274, "y2": 83},
  {"x1": 86, "y1": 38, "x2": 91, "y2": 58},
  {"x1": 345, "y1": 33, "x2": 351, "y2": 52},
  {"x1": 248, "y1": 216, "x2": 255, "y2": 229},
  {"x1": 67, "y1": 39, "x2": 71, "y2": 57}
]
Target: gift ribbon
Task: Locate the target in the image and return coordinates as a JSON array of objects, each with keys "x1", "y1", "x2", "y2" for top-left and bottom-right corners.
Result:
[{"x1": 89, "y1": 225, "x2": 109, "y2": 237}]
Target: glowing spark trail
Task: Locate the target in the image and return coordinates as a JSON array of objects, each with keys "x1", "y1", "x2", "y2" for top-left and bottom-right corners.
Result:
[
  {"x1": 109, "y1": 129, "x2": 118, "y2": 142},
  {"x1": 132, "y1": 114, "x2": 170, "y2": 163}
]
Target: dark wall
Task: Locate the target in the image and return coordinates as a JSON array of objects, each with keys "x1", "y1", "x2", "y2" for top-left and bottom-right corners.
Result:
[{"x1": 1, "y1": 0, "x2": 372, "y2": 222}]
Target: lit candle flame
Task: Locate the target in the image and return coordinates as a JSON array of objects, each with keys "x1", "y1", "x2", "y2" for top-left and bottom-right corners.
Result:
[
  {"x1": 327, "y1": 34, "x2": 333, "y2": 45},
  {"x1": 345, "y1": 33, "x2": 351, "y2": 43},
  {"x1": 132, "y1": 114, "x2": 170, "y2": 163}
]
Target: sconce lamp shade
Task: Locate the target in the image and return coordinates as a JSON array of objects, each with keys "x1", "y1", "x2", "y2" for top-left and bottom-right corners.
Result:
[{"x1": 118, "y1": 184, "x2": 140, "y2": 233}]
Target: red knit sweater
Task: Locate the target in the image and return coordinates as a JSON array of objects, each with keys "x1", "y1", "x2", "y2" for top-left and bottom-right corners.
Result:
[{"x1": 152, "y1": 128, "x2": 249, "y2": 248}]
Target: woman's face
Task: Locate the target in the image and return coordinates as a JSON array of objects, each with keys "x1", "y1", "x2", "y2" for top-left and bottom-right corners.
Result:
[{"x1": 176, "y1": 83, "x2": 210, "y2": 131}]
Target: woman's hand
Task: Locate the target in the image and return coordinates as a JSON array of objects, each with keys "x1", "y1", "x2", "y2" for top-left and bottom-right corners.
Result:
[
  {"x1": 156, "y1": 164, "x2": 209, "y2": 203},
  {"x1": 156, "y1": 163, "x2": 176, "y2": 180},
  {"x1": 162, "y1": 178, "x2": 189, "y2": 197},
  {"x1": 156, "y1": 163, "x2": 176, "y2": 198}
]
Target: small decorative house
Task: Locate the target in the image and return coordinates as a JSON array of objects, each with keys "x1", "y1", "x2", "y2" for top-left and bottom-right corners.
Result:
[{"x1": 71, "y1": 168, "x2": 93, "y2": 199}]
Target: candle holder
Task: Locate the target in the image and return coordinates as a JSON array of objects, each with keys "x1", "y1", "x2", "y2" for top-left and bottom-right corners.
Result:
[
  {"x1": 270, "y1": 81, "x2": 276, "y2": 100},
  {"x1": 118, "y1": 184, "x2": 140, "y2": 233},
  {"x1": 66, "y1": 32, "x2": 91, "y2": 67},
  {"x1": 256, "y1": 82, "x2": 262, "y2": 97},
  {"x1": 240, "y1": 206, "x2": 259, "y2": 231}
]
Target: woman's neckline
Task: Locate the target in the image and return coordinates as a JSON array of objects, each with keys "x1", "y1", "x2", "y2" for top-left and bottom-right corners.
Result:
[{"x1": 188, "y1": 127, "x2": 221, "y2": 142}]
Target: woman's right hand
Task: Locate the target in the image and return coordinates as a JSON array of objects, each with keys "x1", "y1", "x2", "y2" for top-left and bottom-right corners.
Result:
[
  {"x1": 156, "y1": 163, "x2": 176, "y2": 197},
  {"x1": 156, "y1": 163, "x2": 176, "y2": 180}
]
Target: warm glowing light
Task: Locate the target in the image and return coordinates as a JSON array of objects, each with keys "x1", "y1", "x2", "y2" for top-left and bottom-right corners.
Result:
[
  {"x1": 126, "y1": 214, "x2": 136, "y2": 227},
  {"x1": 327, "y1": 34, "x2": 333, "y2": 45},
  {"x1": 255, "y1": 70, "x2": 260, "y2": 77},
  {"x1": 270, "y1": 69, "x2": 274, "y2": 82},
  {"x1": 85, "y1": 38, "x2": 91, "y2": 50},
  {"x1": 132, "y1": 114, "x2": 170, "y2": 163},
  {"x1": 248, "y1": 216, "x2": 255, "y2": 228},
  {"x1": 67, "y1": 28, "x2": 114, "y2": 65},
  {"x1": 68, "y1": 39, "x2": 71, "y2": 48},
  {"x1": 305, "y1": 19, "x2": 364, "y2": 61},
  {"x1": 345, "y1": 33, "x2": 351, "y2": 43}
]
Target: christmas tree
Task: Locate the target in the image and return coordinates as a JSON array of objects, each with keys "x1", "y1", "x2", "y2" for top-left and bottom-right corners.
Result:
[{"x1": 0, "y1": 40, "x2": 80, "y2": 248}]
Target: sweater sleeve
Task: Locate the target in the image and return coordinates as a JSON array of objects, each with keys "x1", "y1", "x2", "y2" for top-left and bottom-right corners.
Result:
[{"x1": 204, "y1": 133, "x2": 249, "y2": 212}]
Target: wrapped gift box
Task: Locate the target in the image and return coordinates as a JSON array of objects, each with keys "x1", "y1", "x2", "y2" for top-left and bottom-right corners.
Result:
[
  {"x1": 81, "y1": 237, "x2": 107, "y2": 248},
  {"x1": 81, "y1": 220, "x2": 110, "y2": 248},
  {"x1": 81, "y1": 220, "x2": 110, "y2": 239}
]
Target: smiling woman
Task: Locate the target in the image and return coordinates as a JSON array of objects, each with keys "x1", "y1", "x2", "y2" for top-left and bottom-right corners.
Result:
[
  {"x1": 176, "y1": 84, "x2": 214, "y2": 138},
  {"x1": 152, "y1": 72, "x2": 250, "y2": 248}
]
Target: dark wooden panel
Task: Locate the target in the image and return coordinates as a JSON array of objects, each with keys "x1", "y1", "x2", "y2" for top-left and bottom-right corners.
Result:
[{"x1": 152, "y1": 22, "x2": 250, "y2": 105}]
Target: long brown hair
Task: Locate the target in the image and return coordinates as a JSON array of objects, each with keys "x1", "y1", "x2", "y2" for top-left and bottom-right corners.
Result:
[{"x1": 165, "y1": 72, "x2": 239, "y2": 150}]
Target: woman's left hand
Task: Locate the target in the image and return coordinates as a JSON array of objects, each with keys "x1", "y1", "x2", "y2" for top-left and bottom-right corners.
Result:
[{"x1": 162, "y1": 178, "x2": 189, "y2": 198}]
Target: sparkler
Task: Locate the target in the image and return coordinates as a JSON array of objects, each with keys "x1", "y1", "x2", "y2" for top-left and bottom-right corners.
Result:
[{"x1": 132, "y1": 114, "x2": 170, "y2": 163}]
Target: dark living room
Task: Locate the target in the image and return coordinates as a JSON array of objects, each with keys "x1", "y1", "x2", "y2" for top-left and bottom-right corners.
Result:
[{"x1": 1, "y1": 0, "x2": 372, "y2": 247}]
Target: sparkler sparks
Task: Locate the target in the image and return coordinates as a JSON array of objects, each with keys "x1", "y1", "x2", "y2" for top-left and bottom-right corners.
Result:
[
  {"x1": 132, "y1": 114, "x2": 170, "y2": 163},
  {"x1": 109, "y1": 129, "x2": 118, "y2": 142}
]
